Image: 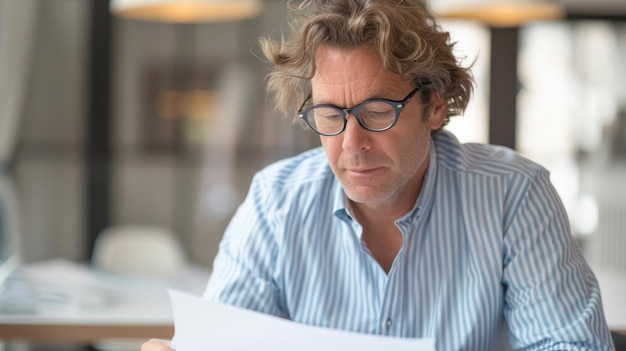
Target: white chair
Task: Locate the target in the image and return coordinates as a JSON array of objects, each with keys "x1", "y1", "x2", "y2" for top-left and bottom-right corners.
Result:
[{"x1": 92, "y1": 224, "x2": 187, "y2": 278}]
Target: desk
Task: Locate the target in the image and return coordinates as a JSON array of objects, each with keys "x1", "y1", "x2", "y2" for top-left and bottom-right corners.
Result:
[{"x1": 0, "y1": 259, "x2": 210, "y2": 343}]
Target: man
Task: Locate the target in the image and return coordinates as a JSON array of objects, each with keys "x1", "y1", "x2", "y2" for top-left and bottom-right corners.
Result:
[{"x1": 143, "y1": 0, "x2": 614, "y2": 349}]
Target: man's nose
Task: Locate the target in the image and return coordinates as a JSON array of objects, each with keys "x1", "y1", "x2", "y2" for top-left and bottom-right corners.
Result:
[{"x1": 341, "y1": 114, "x2": 371, "y2": 152}]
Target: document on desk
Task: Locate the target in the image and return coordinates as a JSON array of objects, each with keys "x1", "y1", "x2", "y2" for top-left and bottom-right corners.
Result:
[{"x1": 169, "y1": 289, "x2": 435, "y2": 351}]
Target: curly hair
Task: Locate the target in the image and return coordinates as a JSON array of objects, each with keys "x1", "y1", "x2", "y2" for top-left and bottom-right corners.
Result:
[{"x1": 259, "y1": 0, "x2": 475, "y2": 128}]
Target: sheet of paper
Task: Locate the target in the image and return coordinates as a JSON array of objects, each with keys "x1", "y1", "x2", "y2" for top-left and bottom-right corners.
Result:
[{"x1": 169, "y1": 289, "x2": 435, "y2": 351}]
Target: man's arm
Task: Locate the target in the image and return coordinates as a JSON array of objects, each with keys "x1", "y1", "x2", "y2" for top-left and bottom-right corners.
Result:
[
  {"x1": 502, "y1": 168, "x2": 614, "y2": 350},
  {"x1": 202, "y1": 172, "x2": 287, "y2": 317}
]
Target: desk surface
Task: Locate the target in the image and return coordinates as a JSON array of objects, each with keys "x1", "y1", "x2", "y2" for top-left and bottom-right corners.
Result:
[{"x1": 0, "y1": 259, "x2": 210, "y2": 343}]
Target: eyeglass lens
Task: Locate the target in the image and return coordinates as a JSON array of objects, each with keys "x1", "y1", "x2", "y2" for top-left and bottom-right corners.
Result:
[{"x1": 306, "y1": 100, "x2": 397, "y2": 135}]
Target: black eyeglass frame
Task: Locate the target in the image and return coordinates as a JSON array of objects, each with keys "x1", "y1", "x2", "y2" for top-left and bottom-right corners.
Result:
[{"x1": 297, "y1": 87, "x2": 421, "y2": 136}]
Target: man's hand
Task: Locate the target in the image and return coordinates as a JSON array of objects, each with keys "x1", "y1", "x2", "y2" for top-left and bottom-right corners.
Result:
[{"x1": 141, "y1": 339, "x2": 173, "y2": 351}]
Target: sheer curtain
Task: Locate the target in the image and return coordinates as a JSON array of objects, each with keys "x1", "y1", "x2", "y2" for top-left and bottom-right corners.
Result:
[{"x1": 0, "y1": 0, "x2": 39, "y2": 263}]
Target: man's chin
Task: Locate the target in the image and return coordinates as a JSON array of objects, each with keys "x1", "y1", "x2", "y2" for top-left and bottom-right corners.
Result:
[{"x1": 343, "y1": 186, "x2": 387, "y2": 206}]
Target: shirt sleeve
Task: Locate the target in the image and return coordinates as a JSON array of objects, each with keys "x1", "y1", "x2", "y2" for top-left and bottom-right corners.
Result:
[
  {"x1": 502, "y1": 168, "x2": 614, "y2": 350},
  {"x1": 201, "y1": 172, "x2": 288, "y2": 318}
]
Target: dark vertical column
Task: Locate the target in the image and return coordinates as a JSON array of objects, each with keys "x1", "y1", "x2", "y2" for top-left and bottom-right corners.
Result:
[
  {"x1": 86, "y1": 0, "x2": 112, "y2": 259},
  {"x1": 488, "y1": 26, "x2": 519, "y2": 150}
]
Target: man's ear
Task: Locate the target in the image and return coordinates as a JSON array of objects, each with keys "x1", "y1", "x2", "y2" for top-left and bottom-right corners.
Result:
[{"x1": 428, "y1": 95, "x2": 447, "y2": 130}]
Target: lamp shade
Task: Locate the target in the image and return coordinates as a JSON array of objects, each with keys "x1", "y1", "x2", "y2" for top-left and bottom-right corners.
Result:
[
  {"x1": 431, "y1": 0, "x2": 564, "y2": 27},
  {"x1": 110, "y1": 0, "x2": 263, "y2": 23}
]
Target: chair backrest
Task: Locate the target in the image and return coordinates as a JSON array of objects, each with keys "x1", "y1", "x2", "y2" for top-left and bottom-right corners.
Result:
[{"x1": 92, "y1": 225, "x2": 187, "y2": 278}]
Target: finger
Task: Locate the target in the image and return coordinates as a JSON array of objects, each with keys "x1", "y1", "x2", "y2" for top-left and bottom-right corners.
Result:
[{"x1": 141, "y1": 338, "x2": 172, "y2": 351}]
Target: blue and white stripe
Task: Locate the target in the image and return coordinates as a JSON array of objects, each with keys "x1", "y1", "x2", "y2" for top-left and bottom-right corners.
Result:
[{"x1": 203, "y1": 130, "x2": 614, "y2": 350}]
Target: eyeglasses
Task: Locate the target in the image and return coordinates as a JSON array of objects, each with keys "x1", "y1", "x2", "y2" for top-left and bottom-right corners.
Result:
[{"x1": 297, "y1": 87, "x2": 420, "y2": 136}]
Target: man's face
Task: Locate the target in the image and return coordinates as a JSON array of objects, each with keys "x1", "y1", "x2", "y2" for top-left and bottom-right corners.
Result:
[{"x1": 311, "y1": 44, "x2": 446, "y2": 212}]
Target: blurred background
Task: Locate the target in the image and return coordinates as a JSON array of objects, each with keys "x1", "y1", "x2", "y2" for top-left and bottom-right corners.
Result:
[{"x1": 1, "y1": 0, "x2": 626, "y2": 349}]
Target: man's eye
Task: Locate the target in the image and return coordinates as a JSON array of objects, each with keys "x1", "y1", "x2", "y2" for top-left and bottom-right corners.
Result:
[
  {"x1": 363, "y1": 109, "x2": 394, "y2": 119},
  {"x1": 321, "y1": 114, "x2": 342, "y2": 120},
  {"x1": 313, "y1": 108, "x2": 342, "y2": 120}
]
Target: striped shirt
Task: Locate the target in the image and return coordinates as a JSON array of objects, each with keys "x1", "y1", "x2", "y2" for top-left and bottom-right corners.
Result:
[{"x1": 203, "y1": 130, "x2": 614, "y2": 350}]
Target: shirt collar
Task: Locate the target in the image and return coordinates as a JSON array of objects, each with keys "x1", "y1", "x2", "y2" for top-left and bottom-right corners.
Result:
[{"x1": 332, "y1": 177, "x2": 352, "y2": 222}]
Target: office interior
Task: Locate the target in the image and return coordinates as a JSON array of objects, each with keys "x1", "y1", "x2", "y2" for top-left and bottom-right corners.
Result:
[{"x1": 0, "y1": 0, "x2": 625, "y2": 350}]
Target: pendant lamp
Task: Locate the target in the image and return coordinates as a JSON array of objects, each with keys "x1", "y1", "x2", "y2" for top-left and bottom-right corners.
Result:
[
  {"x1": 110, "y1": 0, "x2": 263, "y2": 23},
  {"x1": 431, "y1": 0, "x2": 564, "y2": 27}
]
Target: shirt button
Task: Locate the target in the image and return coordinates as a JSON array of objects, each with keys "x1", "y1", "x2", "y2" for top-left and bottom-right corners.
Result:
[{"x1": 385, "y1": 319, "x2": 392, "y2": 328}]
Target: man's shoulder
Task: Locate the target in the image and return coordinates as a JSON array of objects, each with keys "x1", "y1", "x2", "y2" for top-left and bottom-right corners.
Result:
[
  {"x1": 255, "y1": 147, "x2": 332, "y2": 189},
  {"x1": 433, "y1": 130, "x2": 544, "y2": 179}
]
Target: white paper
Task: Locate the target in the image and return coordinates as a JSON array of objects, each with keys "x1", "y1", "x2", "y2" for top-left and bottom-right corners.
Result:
[{"x1": 169, "y1": 289, "x2": 435, "y2": 351}]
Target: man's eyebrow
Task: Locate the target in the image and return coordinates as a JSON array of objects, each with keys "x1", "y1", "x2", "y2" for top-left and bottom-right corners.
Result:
[{"x1": 311, "y1": 91, "x2": 395, "y2": 106}]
